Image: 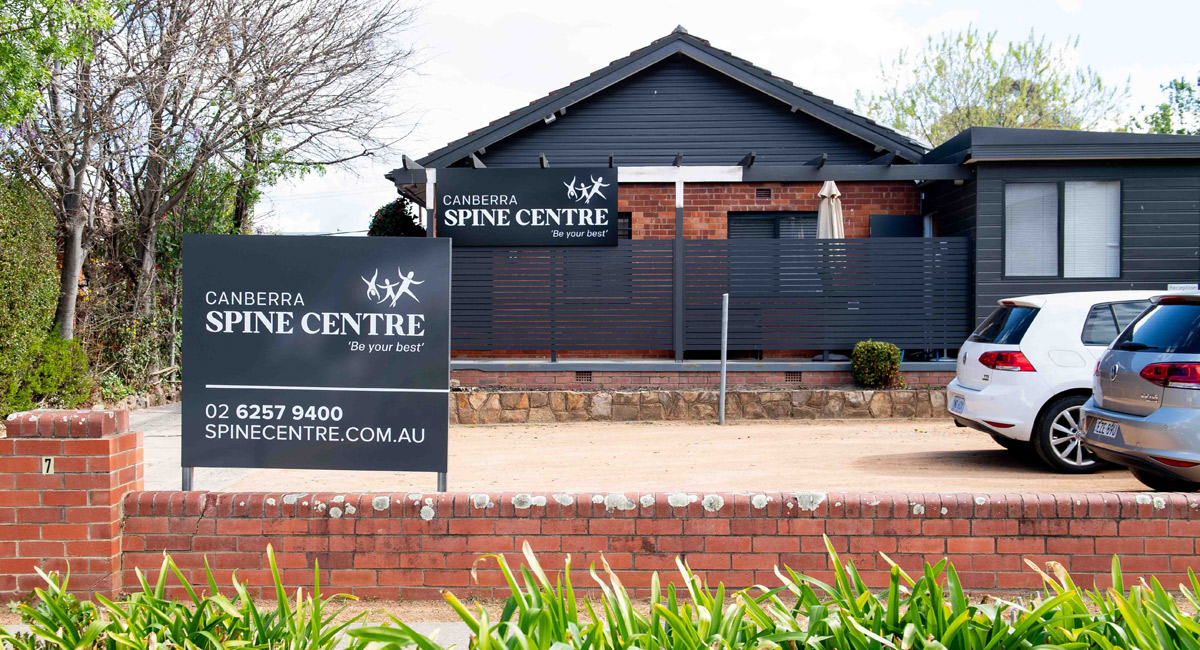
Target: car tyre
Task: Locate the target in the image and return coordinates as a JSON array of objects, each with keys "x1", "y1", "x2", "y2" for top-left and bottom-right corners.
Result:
[
  {"x1": 1033, "y1": 394, "x2": 1105, "y2": 473},
  {"x1": 988, "y1": 432, "x2": 1030, "y2": 453},
  {"x1": 1131, "y1": 469, "x2": 1200, "y2": 492}
]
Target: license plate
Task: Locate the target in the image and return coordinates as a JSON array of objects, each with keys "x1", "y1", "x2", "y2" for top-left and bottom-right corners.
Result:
[
  {"x1": 950, "y1": 396, "x2": 965, "y2": 414},
  {"x1": 1091, "y1": 419, "x2": 1121, "y2": 439}
]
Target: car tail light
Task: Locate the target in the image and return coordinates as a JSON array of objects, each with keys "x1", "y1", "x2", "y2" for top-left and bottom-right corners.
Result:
[
  {"x1": 983, "y1": 420, "x2": 1015, "y2": 429},
  {"x1": 1094, "y1": 360, "x2": 1101, "y2": 377},
  {"x1": 979, "y1": 351, "x2": 1036, "y2": 372},
  {"x1": 1151, "y1": 455, "x2": 1200, "y2": 468},
  {"x1": 1139, "y1": 363, "x2": 1200, "y2": 389}
]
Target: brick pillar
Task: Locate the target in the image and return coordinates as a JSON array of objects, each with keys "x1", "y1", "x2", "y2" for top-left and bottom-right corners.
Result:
[{"x1": 1, "y1": 409, "x2": 142, "y2": 600}]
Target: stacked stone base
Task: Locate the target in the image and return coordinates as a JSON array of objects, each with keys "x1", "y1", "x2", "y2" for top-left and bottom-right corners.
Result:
[{"x1": 451, "y1": 388, "x2": 947, "y2": 424}]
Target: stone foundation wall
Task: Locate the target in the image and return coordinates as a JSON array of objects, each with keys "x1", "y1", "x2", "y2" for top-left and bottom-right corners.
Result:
[{"x1": 451, "y1": 388, "x2": 947, "y2": 424}]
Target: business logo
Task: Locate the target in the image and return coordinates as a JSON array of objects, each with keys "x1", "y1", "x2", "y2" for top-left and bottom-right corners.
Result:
[
  {"x1": 362, "y1": 268, "x2": 424, "y2": 307},
  {"x1": 564, "y1": 175, "x2": 610, "y2": 204},
  {"x1": 1109, "y1": 364, "x2": 1119, "y2": 381}
]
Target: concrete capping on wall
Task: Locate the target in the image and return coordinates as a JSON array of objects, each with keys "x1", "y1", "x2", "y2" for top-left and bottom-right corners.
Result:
[
  {"x1": 452, "y1": 360, "x2": 957, "y2": 373},
  {"x1": 120, "y1": 489, "x2": 1200, "y2": 600},
  {"x1": 450, "y1": 388, "x2": 948, "y2": 424}
]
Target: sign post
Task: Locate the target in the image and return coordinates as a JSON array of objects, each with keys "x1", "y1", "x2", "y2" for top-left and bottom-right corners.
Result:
[
  {"x1": 181, "y1": 235, "x2": 451, "y2": 480},
  {"x1": 719, "y1": 293, "x2": 728, "y2": 425}
]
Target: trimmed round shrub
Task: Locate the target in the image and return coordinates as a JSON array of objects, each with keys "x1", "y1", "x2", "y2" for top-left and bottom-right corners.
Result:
[{"x1": 851, "y1": 340, "x2": 903, "y2": 388}]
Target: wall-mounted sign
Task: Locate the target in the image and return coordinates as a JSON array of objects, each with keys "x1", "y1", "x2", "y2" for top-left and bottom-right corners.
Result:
[
  {"x1": 181, "y1": 235, "x2": 450, "y2": 472},
  {"x1": 437, "y1": 167, "x2": 617, "y2": 246}
]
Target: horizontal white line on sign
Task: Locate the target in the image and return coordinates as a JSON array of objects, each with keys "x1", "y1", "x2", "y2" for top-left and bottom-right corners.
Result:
[{"x1": 205, "y1": 384, "x2": 449, "y2": 393}]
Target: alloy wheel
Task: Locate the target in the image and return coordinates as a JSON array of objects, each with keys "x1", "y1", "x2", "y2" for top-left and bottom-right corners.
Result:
[{"x1": 1047, "y1": 405, "x2": 1096, "y2": 468}]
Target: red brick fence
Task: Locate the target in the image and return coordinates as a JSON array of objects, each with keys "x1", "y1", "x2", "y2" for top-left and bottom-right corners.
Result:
[{"x1": 4, "y1": 409, "x2": 1200, "y2": 601}]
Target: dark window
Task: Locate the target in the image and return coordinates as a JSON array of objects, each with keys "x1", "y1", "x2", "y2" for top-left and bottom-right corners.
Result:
[
  {"x1": 1114, "y1": 303, "x2": 1200, "y2": 354},
  {"x1": 968, "y1": 306, "x2": 1040, "y2": 344},
  {"x1": 1003, "y1": 181, "x2": 1121, "y2": 278},
  {"x1": 1082, "y1": 301, "x2": 1151, "y2": 346},
  {"x1": 727, "y1": 212, "x2": 817, "y2": 239},
  {"x1": 616, "y1": 212, "x2": 632, "y2": 239}
]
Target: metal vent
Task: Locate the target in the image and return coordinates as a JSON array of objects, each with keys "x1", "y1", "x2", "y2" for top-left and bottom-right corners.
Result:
[
  {"x1": 785, "y1": 371, "x2": 803, "y2": 383},
  {"x1": 756, "y1": 188, "x2": 772, "y2": 199},
  {"x1": 575, "y1": 371, "x2": 593, "y2": 382}
]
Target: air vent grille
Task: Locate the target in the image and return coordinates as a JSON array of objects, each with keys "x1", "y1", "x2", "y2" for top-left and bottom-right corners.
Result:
[
  {"x1": 756, "y1": 188, "x2": 772, "y2": 199},
  {"x1": 576, "y1": 371, "x2": 593, "y2": 382},
  {"x1": 785, "y1": 371, "x2": 803, "y2": 383}
]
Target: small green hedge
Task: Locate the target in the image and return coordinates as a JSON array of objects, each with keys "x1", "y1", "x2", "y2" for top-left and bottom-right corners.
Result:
[
  {"x1": 7, "y1": 542, "x2": 1200, "y2": 650},
  {"x1": 851, "y1": 339, "x2": 903, "y2": 388}
]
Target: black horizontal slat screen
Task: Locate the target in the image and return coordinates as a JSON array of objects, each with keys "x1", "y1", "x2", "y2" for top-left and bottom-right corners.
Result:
[
  {"x1": 452, "y1": 240, "x2": 676, "y2": 351},
  {"x1": 450, "y1": 238, "x2": 972, "y2": 353},
  {"x1": 683, "y1": 238, "x2": 972, "y2": 350}
]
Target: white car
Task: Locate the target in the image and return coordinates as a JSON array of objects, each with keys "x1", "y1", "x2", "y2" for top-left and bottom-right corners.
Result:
[{"x1": 947, "y1": 291, "x2": 1158, "y2": 473}]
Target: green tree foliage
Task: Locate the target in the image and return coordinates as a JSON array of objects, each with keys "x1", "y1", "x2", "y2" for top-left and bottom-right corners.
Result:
[
  {"x1": 368, "y1": 196, "x2": 425, "y2": 237},
  {"x1": 0, "y1": 0, "x2": 111, "y2": 125},
  {"x1": 858, "y1": 26, "x2": 1129, "y2": 146},
  {"x1": 1133, "y1": 76, "x2": 1200, "y2": 135},
  {"x1": 0, "y1": 178, "x2": 90, "y2": 413}
]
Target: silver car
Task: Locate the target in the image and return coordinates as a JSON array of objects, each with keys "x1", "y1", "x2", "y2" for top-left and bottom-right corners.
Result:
[{"x1": 1082, "y1": 294, "x2": 1200, "y2": 491}]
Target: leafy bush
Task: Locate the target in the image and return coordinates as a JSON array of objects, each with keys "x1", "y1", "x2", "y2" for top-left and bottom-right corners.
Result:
[
  {"x1": 368, "y1": 197, "x2": 426, "y2": 237},
  {"x1": 851, "y1": 339, "x2": 904, "y2": 388},
  {"x1": 10, "y1": 541, "x2": 1200, "y2": 650},
  {"x1": 20, "y1": 335, "x2": 92, "y2": 408},
  {"x1": 0, "y1": 178, "x2": 59, "y2": 414}
]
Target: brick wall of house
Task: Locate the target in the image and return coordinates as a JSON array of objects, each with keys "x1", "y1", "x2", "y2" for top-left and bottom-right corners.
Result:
[{"x1": 619, "y1": 182, "x2": 922, "y2": 240}]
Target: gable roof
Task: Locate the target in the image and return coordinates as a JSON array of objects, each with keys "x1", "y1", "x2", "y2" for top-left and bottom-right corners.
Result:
[
  {"x1": 417, "y1": 27, "x2": 926, "y2": 168},
  {"x1": 924, "y1": 126, "x2": 1200, "y2": 163}
]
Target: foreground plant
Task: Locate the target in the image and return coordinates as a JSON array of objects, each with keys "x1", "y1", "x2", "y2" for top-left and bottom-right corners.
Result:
[
  {"x1": 1, "y1": 546, "x2": 365, "y2": 650},
  {"x1": 7, "y1": 539, "x2": 1200, "y2": 650}
]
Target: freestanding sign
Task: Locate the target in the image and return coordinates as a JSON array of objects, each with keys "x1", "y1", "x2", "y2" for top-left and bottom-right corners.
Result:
[
  {"x1": 437, "y1": 167, "x2": 617, "y2": 246},
  {"x1": 181, "y1": 235, "x2": 450, "y2": 473}
]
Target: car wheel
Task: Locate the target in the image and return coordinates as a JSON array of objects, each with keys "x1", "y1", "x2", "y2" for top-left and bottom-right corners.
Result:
[
  {"x1": 1032, "y1": 395, "x2": 1104, "y2": 473},
  {"x1": 988, "y1": 432, "x2": 1030, "y2": 453},
  {"x1": 1131, "y1": 469, "x2": 1200, "y2": 492}
]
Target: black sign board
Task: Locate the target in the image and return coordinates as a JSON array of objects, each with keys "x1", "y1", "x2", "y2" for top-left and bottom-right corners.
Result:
[
  {"x1": 181, "y1": 235, "x2": 450, "y2": 472},
  {"x1": 437, "y1": 167, "x2": 617, "y2": 246}
]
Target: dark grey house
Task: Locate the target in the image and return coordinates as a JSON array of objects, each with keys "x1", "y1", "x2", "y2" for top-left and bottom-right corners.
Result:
[
  {"x1": 923, "y1": 128, "x2": 1200, "y2": 324},
  {"x1": 386, "y1": 27, "x2": 1200, "y2": 387}
]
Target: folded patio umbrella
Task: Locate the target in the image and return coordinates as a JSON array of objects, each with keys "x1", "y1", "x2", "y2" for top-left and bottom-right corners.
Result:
[{"x1": 817, "y1": 180, "x2": 844, "y2": 239}]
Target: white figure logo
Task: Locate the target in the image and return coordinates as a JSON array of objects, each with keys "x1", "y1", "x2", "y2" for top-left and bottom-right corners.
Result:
[
  {"x1": 361, "y1": 268, "x2": 424, "y2": 306},
  {"x1": 564, "y1": 175, "x2": 609, "y2": 204}
]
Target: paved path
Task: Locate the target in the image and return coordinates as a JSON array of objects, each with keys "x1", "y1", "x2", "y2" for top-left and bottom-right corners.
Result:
[{"x1": 131, "y1": 404, "x2": 1143, "y2": 493}]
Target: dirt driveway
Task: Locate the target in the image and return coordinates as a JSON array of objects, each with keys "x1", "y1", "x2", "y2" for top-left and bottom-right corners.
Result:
[{"x1": 216, "y1": 419, "x2": 1143, "y2": 493}]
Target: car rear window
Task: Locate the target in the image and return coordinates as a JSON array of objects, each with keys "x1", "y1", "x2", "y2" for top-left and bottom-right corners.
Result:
[
  {"x1": 1081, "y1": 301, "x2": 1151, "y2": 346},
  {"x1": 968, "y1": 306, "x2": 1039, "y2": 344},
  {"x1": 1114, "y1": 303, "x2": 1200, "y2": 353}
]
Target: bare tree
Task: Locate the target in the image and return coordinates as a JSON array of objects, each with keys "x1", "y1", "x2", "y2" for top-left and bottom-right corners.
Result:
[
  {"x1": 108, "y1": 0, "x2": 418, "y2": 314},
  {"x1": 7, "y1": 0, "x2": 419, "y2": 334}
]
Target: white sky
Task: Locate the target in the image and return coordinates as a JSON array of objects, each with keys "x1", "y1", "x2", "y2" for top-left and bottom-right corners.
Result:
[{"x1": 256, "y1": 0, "x2": 1200, "y2": 234}]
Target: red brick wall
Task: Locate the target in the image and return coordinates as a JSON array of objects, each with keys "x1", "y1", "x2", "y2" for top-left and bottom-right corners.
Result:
[
  {"x1": 619, "y1": 182, "x2": 922, "y2": 240},
  {"x1": 451, "y1": 370, "x2": 955, "y2": 390},
  {"x1": 1, "y1": 410, "x2": 142, "y2": 599},
  {"x1": 122, "y1": 490, "x2": 1200, "y2": 600}
]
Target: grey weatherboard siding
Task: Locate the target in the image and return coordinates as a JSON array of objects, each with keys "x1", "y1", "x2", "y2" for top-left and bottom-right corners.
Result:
[
  {"x1": 970, "y1": 161, "x2": 1200, "y2": 323},
  {"x1": 476, "y1": 56, "x2": 881, "y2": 168}
]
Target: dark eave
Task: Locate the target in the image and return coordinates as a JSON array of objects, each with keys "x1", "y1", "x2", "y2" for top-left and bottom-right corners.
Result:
[
  {"x1": 924, "y1": 126, "x2": 1200, "y2": 164},
  {"x1": 415, "y1": 29, "x2": 926, "y2": 169}
]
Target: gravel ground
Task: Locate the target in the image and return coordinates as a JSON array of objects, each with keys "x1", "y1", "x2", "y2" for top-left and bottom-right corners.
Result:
[{"x1": 132, "y1": 404, "x2": 1143, "y2": 493}]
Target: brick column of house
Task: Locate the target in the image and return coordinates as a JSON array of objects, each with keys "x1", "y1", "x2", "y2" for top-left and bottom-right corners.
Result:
[{"x1": 1, "y1": 409, "x2": 142, "y2": 600}]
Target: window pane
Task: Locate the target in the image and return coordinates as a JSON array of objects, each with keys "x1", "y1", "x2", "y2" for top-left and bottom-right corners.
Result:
[
  {"x1": 1005, "y1": 183, "x2": 1059, "y2": 276},
  {"x1": 616, "y1": 212, "x2": 632, "y2": 240},
  {"x1": 778, "y1": 216, "x2": 817, "y2": 239},
  {"x1": 728, "y1": 217, "x2": 775, "y2": 238},
  {"x1": 1112, "y1": 301, "x2": 1150, "y2": 330},
  {"x1": 1064, "y1": 181, "x2": 1120, "y2": 278},
  {"x1": 968, "y1": 306, "x2": 1040, "y2": 344},
  {"x1": 1081, "y1": 304, "x2": 1119, "y2": 345},
  {"x1": 1115, "y1": 303, "x2": 1200, "y2": 354}
]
